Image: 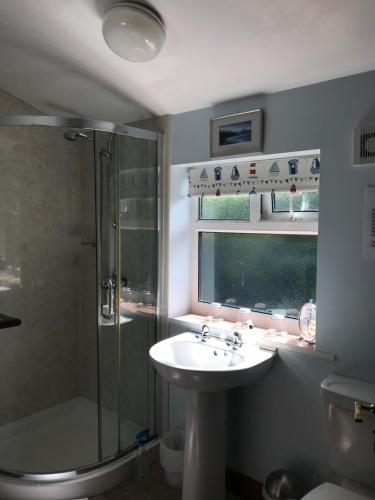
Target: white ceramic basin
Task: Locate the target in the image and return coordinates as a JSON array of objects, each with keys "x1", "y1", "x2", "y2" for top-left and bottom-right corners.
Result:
[
  {"x1": 150, "y1": 331, "x2": 276, "y2": 500},
  {"x1": 149, "y1": 331, "x2": 275, "y2": 392}
]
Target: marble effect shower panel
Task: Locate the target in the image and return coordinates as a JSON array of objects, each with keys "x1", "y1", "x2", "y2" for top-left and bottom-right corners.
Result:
[{"x1": 0, "y1": 89, "x2": 85, "y2": 427}]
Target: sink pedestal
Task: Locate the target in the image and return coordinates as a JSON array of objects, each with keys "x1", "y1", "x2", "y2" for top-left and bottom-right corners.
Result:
[
  {"x1": 150, "y1": 332, "x2": 275, "y2": 499},
  {"x1": 182, "y1": 390, "x2": 226, "y2": 500}
]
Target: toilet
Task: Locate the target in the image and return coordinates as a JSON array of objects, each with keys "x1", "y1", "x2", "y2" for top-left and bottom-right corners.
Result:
[{"x1": 302, "y1": 374, "x2": 375, "y2": 499}]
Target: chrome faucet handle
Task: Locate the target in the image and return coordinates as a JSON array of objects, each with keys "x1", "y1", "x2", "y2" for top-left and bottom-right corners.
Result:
[
  {"x1": 195, "y1": 325, "x2": 211, "y2": 342},
  {"x1": 201, "y1": 324, "x2": 210, "y2": 338},
  {"x1": 195, "y1": 324, "x2": 210, "y2": 341},
  {"x1": 232, "y1": 331, "x2": 243, "y2": 348}
]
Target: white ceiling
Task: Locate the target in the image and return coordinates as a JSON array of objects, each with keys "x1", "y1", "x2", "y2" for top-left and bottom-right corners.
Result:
[{"x1": 0, "y1": 0, "x2": 375, "y2": 123}]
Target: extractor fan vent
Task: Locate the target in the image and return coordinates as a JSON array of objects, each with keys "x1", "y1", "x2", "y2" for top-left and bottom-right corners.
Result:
[{"x1": 353, "y1": 126, "x2": 375, "y2": 167}]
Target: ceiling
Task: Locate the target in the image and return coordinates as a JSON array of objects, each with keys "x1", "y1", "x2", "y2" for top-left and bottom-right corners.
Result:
[{"x1": 0, "y1": 0, "x2": 374, "y2": 123}]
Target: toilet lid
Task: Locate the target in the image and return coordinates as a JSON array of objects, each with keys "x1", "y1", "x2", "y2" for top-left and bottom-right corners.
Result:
[{"x1": 303, "y1": 483, "x2": 369, "y2": 500}]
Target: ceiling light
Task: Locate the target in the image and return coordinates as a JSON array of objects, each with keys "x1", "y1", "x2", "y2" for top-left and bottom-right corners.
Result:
[{"x1": 102, "y1": 2, "x2": 165, "y2": 63}]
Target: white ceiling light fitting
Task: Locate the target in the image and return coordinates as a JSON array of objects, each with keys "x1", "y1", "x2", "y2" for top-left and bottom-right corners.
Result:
[{"x1": 102, "y1": 2, "x2": 165, "y2": 63}]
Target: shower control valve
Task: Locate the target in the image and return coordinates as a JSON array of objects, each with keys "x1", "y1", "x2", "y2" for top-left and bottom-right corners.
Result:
[{"x1": 101, "y1": 278, "x2": 115, "y2": 320}]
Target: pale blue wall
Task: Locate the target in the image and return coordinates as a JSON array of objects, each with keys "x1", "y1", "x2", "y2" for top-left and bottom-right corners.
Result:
[
  {"x1": 168, "y1": 70, "x2": 375, "y2": 488},
  {"x1": 171, "y1": 70, "x2": 375, "y2": 379}
]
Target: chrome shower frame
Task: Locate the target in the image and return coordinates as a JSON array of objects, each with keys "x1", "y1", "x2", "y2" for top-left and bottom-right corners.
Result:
[
  {"x1": 0, "y1": 115, "x2": 157, "y2": 141},
  {"x1": 0, "y1": 115, "x2": 165, "y2": 500}
]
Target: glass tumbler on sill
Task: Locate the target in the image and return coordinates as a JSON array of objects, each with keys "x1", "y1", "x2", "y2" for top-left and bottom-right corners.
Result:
[
  {"x1": 270, "y1": 313, "x2": 288, "y2": 336},
  {"x1": 122, "y1": 286, "x2": 135, "y2": 303},
  {"x1": 209, "y1": 302, "x2": 223, "y2": 322},
  {"x1": 239, "y1": 307, "x2": 251, "y2": 328},
  {"x1": 233, "y1": 307, "x2": 251, "y2": 329}
]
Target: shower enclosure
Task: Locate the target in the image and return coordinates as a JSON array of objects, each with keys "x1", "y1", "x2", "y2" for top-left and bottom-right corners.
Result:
[{"x1": 0, "y1": 116, "x2": 163, "y2": 499}]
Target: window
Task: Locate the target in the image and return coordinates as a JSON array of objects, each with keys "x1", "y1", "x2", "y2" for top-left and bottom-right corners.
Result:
[
  {"x1": 199, "y1": 232, "x2": 317, "y2": 317},
  {"x1": 199, "y1": 194, "x2": 250, "y2": 220},
  {"x1": 191, "y1": 192, "x2": 319, "y2": 323},
  {"x1": 262, "y1": 191, "x2": 319, "y2": 221},
  {"x1": 272, "y1": 191, "x2": 319, "y2": 213}
]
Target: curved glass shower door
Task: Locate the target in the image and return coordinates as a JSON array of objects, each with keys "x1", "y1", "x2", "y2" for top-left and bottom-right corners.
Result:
[
  {"x1": 95, "y1": 130, "x2": 159, "y2": 461},
  {"x1": 0, "y1": 117, "x2": 160, "y2": 476}
]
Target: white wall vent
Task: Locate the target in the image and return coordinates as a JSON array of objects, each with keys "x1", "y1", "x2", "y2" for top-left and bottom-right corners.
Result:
[{"x1": 353, "y1": 126, "x2": 375, "y2": 167}]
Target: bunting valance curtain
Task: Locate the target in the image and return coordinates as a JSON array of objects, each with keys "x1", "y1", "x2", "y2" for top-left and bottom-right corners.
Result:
[{"x1": 188, "y1": 155, "x2": 320, "y2": 196}]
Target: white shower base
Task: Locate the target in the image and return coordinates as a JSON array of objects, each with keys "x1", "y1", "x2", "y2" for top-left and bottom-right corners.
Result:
[{"x1": 0, "y1": 397, "x2": 142, "y2": 473}]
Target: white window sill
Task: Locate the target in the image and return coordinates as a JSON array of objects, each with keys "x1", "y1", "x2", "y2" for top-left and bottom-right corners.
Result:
[{"x1": 170, "y1": 314, "x2": 336, "y2": 362}]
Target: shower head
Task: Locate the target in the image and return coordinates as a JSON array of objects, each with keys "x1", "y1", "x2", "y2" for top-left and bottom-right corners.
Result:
[{"x1": 63, "y1": 131, "x2": 94, "y2": 144}]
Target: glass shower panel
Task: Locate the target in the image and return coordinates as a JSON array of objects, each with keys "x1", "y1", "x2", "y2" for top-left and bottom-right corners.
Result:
[
  {"x1": 96, "y1": 131, "x2": 121, "y2": 460},
  {"x1": 96, "y1": 130, "x2": 159, "y2": 457},
  {"x1": 118, "y1": 134, "x2": 158, "y2": 449}
]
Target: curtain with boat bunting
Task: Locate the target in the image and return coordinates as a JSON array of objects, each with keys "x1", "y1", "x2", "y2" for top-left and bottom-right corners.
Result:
[{"x1": 188, "y1": 155, "x2": 320, "y2": 196}]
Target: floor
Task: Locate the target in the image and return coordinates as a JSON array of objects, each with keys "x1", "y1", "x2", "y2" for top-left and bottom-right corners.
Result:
[
  {"x1": 0, "y1": 399, "x2": 242, "y2": 499},
  {"x1": 90, "y1": 462, "x2": 243, "y2": 500},
  {"x1": 0, "y1": 397, "x2": 141, "y2": 473}
]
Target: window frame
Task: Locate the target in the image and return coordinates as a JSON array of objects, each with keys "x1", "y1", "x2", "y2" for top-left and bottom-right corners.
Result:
[
  {"x1": 261, "y1": 192, "x2": 319, "y2": 221},
  {"x1": 190, "y1": 193, "x2": 318, "y2": 333}
]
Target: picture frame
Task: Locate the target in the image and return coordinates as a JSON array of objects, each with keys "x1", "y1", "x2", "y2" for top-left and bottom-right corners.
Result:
[{"x1": 210, "y1": 109, "x2": 264, "y2": 159}]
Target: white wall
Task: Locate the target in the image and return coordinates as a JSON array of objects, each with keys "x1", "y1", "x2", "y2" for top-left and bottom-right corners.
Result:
[
  {"x1": 168, "y1": 165, "x2": 192, "y2": 317},
  {"x1": 168, "y1": 70, "x2": 375, "y2": 488}
]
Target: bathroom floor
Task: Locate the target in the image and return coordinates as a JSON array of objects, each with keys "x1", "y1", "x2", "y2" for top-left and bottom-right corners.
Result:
[{"x1": 90, "y1": 462, "x2": 243, "y2": 500}]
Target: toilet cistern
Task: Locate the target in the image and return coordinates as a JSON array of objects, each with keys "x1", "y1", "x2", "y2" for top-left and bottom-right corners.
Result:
[{"x1": 302, "y1": 374, "x2": 375, "y2": 500}]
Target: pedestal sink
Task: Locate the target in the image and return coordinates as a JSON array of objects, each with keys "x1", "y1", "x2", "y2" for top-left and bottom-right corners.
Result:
[{"x1": 149, "y1": 331, "x2": 275, "y2": 500}]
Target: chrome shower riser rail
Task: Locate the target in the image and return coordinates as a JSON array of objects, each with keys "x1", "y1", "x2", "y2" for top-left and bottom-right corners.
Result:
[{"x1": 0, "y1": 115, "x2": 158, "y2": 142}]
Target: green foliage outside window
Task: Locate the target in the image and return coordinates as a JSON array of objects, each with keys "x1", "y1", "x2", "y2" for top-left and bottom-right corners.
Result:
[
  {"x1": 200, "y1": 195, "x2": 250, "y2": 220},
  {"x1": 273, "y1": 191, "x2": 319, "y2": 212},
  {"x1": 199, "y1": 232, "x2": 317, "y2": 317}
]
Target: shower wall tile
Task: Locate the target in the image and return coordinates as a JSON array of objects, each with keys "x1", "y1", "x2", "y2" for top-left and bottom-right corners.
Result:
[
  {"x1": 0, "y1": 88, "x2": 82, "y2": 426},
  {"x1": 0, "y1": 88, "x2": 40, "y2": 115}
]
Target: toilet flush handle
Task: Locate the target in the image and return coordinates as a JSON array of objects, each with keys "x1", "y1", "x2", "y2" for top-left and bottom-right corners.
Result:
[{"x1": 354, "y1": 401, "x2": 375, "y2": 423}]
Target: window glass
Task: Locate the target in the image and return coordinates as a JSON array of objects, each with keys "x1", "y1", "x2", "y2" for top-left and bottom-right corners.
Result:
[
  {"x1": 272, "y1": 191, "x2": 319, "y2": 212},
  {"x1": 199, "y1": 195, "x2": 250, "y2": 220},
  {"x1": 199, "y1": 232, "x2": 317, "y2": 317}
]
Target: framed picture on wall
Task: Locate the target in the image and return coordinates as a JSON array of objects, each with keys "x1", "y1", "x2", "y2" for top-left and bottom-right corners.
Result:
[{"x1": 210, "y1": 109, "x2": 264, "y2": 158}]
